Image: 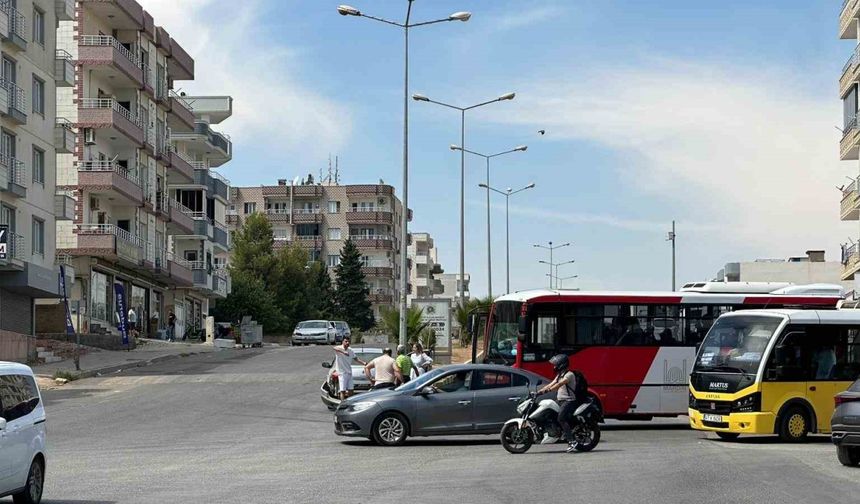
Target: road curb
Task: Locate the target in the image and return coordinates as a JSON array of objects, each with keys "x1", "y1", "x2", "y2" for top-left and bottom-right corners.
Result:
[{"x1": 40, "y1": 349, "x2": 209, "y2": 381}]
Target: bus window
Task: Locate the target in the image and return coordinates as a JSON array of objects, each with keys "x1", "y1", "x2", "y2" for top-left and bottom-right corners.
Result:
[
  {"x1": 764, "y1": 330, "x2": 807, "y2": 382},
  {"x1": 530, "y1": 315, "x2": 557, "y2": 350}
]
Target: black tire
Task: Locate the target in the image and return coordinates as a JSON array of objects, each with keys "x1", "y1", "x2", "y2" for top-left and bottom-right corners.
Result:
[
  {"x1": 500, "y1": 423, "x2": 533, "y2": 454},
  {"x1": 573, "y1": 423, "x2": 601, "y2": 452},
  {"x1": 372, "y1": 413, "x2": 408, "y2": 446},
  {"x1": 778, "y1": 406, "x2": 810, "y2": 442},
  {"x1": 716, "y1": 432, "x2": 740, "y2": 441},
  {"x1": 837, "y1": 445, "x2": 860, "y2": 467},
  {"x1": 13, "y1": 458, "x2": 44, "y2": 504}
]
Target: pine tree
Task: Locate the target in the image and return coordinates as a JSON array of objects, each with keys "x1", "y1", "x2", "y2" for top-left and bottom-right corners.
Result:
[
  {"x1": 334, "y1": 239, "x2": 375, "y2": 330},
  {"x1": 307, "y1": 262, "x2": 336, "y2": 320},
  {"x1": 230, "y1": 212, "x2": 275, "y2": 282}
]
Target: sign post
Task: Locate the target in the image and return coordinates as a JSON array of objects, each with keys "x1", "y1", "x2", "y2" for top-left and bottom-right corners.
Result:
[
  {"x1": 411, "y1": 298, "x2": 452, "y2": 364},
  {"x1": 114, "y1": 283, "x2": 130, "y2": 350}
]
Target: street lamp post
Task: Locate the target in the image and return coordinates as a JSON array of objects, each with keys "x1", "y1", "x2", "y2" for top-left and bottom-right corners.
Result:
[
  {"x1": 666, "y1": 220, "x2": 676, "y2": 291},
  {"x1": 452, "y1": 145, "x2": 527, "y2": 298},
  {"x1": 556, "y1": 274, "x2": 579, "y2": 289},
  {"x1": 478, "y1": 182, "x2": 535, "y2": 294},
  {"x1": 534, "y1": 241, "x2": 571, "y2": 289},
  {"x1": 337, "y1": 3, "x2": 471, "y2": 347},
  {"x1": 413, "y1": 92, "x2": 515, "y2": 309}
]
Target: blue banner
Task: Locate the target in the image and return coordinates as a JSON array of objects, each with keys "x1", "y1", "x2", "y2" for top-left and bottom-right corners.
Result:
[
  {"x1": 58, "y1": 265, "x2": 75, "y2": 335},
  {"x1": 114, "y1": 283, "x2": 129, "y2": 347}
]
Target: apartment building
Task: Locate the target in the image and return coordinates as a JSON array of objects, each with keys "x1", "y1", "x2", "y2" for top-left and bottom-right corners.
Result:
[
  {"x1": 0, "y1": 0, "x2": 75, "y2": 352},
  {"x1": 436, "y1": 273, "x2": 470, "y2": 303},
  {"x1": 229, "y1": 180, "x2": 409, "y2": 319},
  {"x1": 51, "y1": 0, "x2": 232, "y2": 339},
  {"x1": 713, "y1": 251, "x2": 850, "y2": 291},
  {"x1": 407, "y1": 232, "x2": 443, "y2": 304}
]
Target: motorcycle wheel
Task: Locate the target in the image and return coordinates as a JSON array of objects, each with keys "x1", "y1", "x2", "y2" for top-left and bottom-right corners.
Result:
[
  {"x1": 500, "y1": 423, "x2": 534, "y2": 454},
  {"x1": 573, "y1": 423, "x2": 601, "y2": 452}
]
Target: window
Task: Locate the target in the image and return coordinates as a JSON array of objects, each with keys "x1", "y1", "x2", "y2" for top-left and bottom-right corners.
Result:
[
  {"x1": 267, "y1": 201, "x2": 288, "y2": 214},
  {"x1": 32, "y1": 76, "x2": 44, "y2": 115},
  {"x1": 328, "y1": 201, "x2": 340, "y2": 213},
  {"x1": 31, "y1": 146, "x2": 43, "y2": 184},
  {"x1": 846, "y1": 84, "x2": 859, "y2": 129},
  {"x1": 530, "y1": 315, "x2": 558, "y2": 350},
  {"x1": 308, "y1": 250, "x2": 321, "y2": 263},
  {"x1": 243, "y1": 202, "x2": 256, "y2": 214},
  {"x1": 512, "y1": 373, "x2": 532, "y2": 387},
  {"x1": 273, "y1": 228, "x2": 290, "y2": 241},
  {"x1": 0, "y1": 374, "x2": 40, "y2": 422},
  {"x1": 474, "y1": 371, "x2": 512, "y2": 390},
  {"x1": 328, "y1": 255, "x2": 340, "y2": 268},
  {"x1": 32, "y1": 7, "x2": 44, "y2": 46},
  {"x1": 31, "y1": 217, "x2": 44, "y2": 255},
  {"x1": 327, "y1": 228, "x2": 342, "y2": 240},
  {"x1": 351, "y1": 201, "x2": 375, "y2": 212},
  {"x1": 431, "y1": 371, "x2": 472, "y2": 393}
]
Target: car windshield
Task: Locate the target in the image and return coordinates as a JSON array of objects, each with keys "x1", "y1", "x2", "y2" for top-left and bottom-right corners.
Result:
[
  {"x1": 488, "y1": 301, "x2": 521, "y2": 364},
  {"x1": 395, "y1": 368, "x2": 445, "y2": 391},
  {"x1": 694, "y1": 315, "x2": 782, "y2": 374},
  {"x1": 352, "y1": 351, "x2": 381, "y2": 363},
  {"x1": 335, "y1": 322, "x2": 347, "y2": 329},
  {"x1": 298, "y1": 321, "x2": 328, "y2": 329}
]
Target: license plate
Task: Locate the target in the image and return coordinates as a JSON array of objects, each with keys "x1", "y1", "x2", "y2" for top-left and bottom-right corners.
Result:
[{"x1": 703, "y1": 414, "x2": 723, "y2": 423}]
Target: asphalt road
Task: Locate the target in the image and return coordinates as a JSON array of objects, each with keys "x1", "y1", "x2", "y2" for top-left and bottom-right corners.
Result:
[{"x1": 10, "y1": 345, "x2": 860, "y2": 504}]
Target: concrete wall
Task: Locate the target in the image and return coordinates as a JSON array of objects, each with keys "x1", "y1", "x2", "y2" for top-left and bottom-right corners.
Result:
[{"x1": 736, "y1": 261, "x2": 852, "y2": 290}]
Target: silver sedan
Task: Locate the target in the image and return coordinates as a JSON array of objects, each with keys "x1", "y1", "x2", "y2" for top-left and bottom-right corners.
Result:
[{"x1": 333, "y1": 364, "x2": 548, "y2": 446}]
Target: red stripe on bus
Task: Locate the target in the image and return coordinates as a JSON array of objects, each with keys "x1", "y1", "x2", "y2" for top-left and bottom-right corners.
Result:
[
  {"x1": 741, "y1": 296, "x2": 840, "y2": 306},
  {"x1": 528, "y1": 295, "x2": 684, "y2": 304}
]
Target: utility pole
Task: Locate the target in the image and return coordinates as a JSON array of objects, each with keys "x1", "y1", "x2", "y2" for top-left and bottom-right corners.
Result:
[
  {"x1": 534, "y1": 241, "x2": 571, "y2": 289},
  {"x1": 667, "y1": 220, "x2": 676, "y2": 291}
]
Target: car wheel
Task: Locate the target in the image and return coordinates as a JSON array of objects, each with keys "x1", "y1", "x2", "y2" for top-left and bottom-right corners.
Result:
[
  {"x1": 716, "y1": 432, "x2": 740, "y2": 441},
  {"x1": 778, "y1": 406, "x2": 810, "y2": 442},
  {"x1": 13, "y1": 458, "x2": 44, "y2": 504},
  {"x1": 372, "y1": 412, "x2": 408, "y2": 446},
  {"x1": 837, "y1": 445, "x2": 860, "y2": 467}
]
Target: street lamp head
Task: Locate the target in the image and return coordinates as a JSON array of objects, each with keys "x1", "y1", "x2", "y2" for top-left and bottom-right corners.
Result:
[
  {"x1": 499, "y1": 92, "x2": 516, "y2": 101},
  {"x1": 478, "y1": 183, "x2": 488, "y2": 189},
  {"x1": 506, "y1": 187, "x2": 513, "y2": 193},
  {"x1": 412, "y1": 93, "x2": 429, "y2": 102},
  {"x1": 337, "y1": 5, "x2": 361, "y2": 16},
  {"x1": 450, "y1": 144, "x2": 462, "y2": 151},
  {"x1": 526, "y1": 183, "x2": 536, "y2": 189},
  {"x1": 449, "y1": 11, "x2": 472, "y2": 21},
  {"x1": 514, "y1": 145, "x2": 528, "y2": 152}
]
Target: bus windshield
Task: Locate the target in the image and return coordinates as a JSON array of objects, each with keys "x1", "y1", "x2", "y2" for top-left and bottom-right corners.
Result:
[
  {"x1": 694, "y1": 315, "x2": 783, "y2": 375},
  {"x1": 487, "y1": 301, "x2": 521, "y2": 364}
]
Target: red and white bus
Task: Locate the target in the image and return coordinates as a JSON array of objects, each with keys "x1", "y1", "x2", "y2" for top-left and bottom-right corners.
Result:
[{"x1": 473, "y1": 284, "x2": 843, "y2": 419}]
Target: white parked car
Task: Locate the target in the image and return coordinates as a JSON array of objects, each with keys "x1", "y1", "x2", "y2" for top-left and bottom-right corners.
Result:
[
  {"x1": 0, "y1": 362, "x2": 46, "y2": 504},
  {"x1": 292, "y1": 320, "x2": 337, "y2": 345}
]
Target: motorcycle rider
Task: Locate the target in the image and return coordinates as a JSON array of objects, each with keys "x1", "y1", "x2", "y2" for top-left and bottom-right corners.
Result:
[{"x1": 537, "y1": 354, "x2": 584, "y2": 453}]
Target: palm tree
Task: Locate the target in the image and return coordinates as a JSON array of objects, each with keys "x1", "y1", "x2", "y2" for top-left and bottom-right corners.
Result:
[
  {"x1": 378, "y1": 307, "x2": 431, "y2": 345},
  {"x1": 454, "y1": 296, "x2": 494, "y2": 347}
]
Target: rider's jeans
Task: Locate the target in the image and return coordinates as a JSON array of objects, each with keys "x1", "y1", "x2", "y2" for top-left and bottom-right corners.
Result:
[{"x1": 558, "y1": 400, "x2": 581, "y2": 441}]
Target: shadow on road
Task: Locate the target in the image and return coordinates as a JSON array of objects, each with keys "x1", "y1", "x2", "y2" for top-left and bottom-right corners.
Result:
[
  {"x1": 42, "y1": 388, "x2": 104, "y2": 407},
  {"x1": 41, "y1": 500, "x2": 117, "y2": 504},
  {"x1": 341, "y1": 438, "x2": 501, "y2": 447},
  {"x1": 601, "y1": 423, "x2": 690, "y2": 432},
  {"x1": 711, "y1": 435, "x2": 832, "y2": 445}
]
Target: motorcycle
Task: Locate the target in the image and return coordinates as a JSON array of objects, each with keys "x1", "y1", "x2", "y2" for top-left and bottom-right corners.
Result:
[{"x1": 500, "y1": 390, "x2": 601, "y2": 454}]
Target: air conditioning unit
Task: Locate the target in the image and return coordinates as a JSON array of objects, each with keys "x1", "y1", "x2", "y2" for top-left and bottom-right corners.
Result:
[
  {"x1": 378, "y1": 197, "x2": 387, "y2": 206},
  {"x1": 84, "y1": 128, "x2": 96, "y2": 145},
  {"x1": 90, "y1": 197, "x2": 99, "y2": 210}
]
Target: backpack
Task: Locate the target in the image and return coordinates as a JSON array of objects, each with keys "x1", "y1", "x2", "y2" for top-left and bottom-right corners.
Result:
[{"x1": 570, "y1": 370, "x2": 588, "y2": 401}]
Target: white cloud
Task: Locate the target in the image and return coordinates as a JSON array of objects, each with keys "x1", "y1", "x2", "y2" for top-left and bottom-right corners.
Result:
[
  {"x1": 485, "y1": 4, "x2": 565, "y2": 32},
  {"x1": 138, "y1": 0, "x2": 350, "y2": 162},
  {"x1": 493, "y1": 59, "x2": 850, "y2": 258}
]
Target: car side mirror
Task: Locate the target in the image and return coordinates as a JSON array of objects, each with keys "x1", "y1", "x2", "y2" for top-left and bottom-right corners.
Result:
[
  {"x1": 517, "y1": 316, "x2": 528, "y2": 342},
  {"x1": 0, "y1": 417, "x2": 6, "y2": 431},
  {"x1": 321, "y1": 362, "x2": 332, "y2": 369}
]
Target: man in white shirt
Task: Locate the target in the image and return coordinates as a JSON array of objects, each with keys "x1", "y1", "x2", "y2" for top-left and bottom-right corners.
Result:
[
  {"x1": 332, "y1": 337, "x2": 366, "y2": 400},
  {"x1": 127, "y1": 308, "x2": 138, "y2": 338},
  {"x1": 365, "y1": 348, "x2": 397, "y2": 389}
]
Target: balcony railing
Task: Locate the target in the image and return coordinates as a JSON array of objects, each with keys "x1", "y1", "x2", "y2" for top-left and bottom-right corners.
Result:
[
  {"x1": 1, "y1": 155, "x2": 25, "y2": 186},
  {"x1": 209, "y1": 170, "x2": 230, "y2": 186},
  {"x1": 167, "y1": 252, "x2": 193, "y2": 270},
  {"x1": 79, "y1": 35, "x2": 141, "y2": 68},
  {"x1": 296, "y1": 235, "x2": 321, "y2": 241},
  {"x1": 169, "y1": 89, "x2": 193, "y2": 114},
  {"x1": 294, "y1": 208, "x2": 320, "y2": 214},
  {"x1": 265, "y1": 208, "x2": 290, "y2": 215},
  {"x1": 2, "y1": 231, "x2": 25, "y2": 260},
  {"x1": 0, "y1": 1, "x2": 27, "y2": 43},
  {"x1": 169, "y1": 198, "x2": 195, "y2": 216},
  {"x1": 78, "y1": 160, "x2": 141, "y2": 186},
  {"x1": 79, "y1": 98, "x2": 143, "y2": 128},
  {"x1": 349, "y1": 234, "x2": 393, "y2": 241},
  {"x1": 78, "y1": 223, "x2": 144, "y2": 246},
  {"x1": 0, "y1": 78, "x2": 26, "y2": 116}
]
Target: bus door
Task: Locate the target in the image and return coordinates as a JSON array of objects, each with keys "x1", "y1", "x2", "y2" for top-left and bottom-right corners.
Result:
[
  {"x1": 803, "y1": 326, "x2": 860, "y2": 432},
  {"x1": 763, "y1": 330, "x2": 809, "y2": 420},
  {"x1": 654, "y1": 306, "x2": 691, "y2": 414}
]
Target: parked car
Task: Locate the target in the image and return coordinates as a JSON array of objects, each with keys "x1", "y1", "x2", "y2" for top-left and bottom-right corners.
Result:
[
  {"x1": 334, "y1": 364, "x2": 548, "y2": 445},
  {"x1": 333, "y1": 321, "x2": 351, "y2": 343},
  {"x1": 0, "y1": 362, "x2": 47, "y2": 504},
  {"x1": 832, "y1": 378, "x2": 860, "y2": 467},
  {"x1": 321, "y1": 347, "x2": 383, "y2": 409},
  {"x1": 292, "y1": 320, "x2": 337, "y2": 345}
]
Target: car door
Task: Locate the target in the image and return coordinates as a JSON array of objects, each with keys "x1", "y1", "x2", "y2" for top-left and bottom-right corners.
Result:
[
  {"x1": 412, "y1": 370, "x2": 474, "y2": 435},
  {"x1": 0, "y1": 391, "x2": 10, "y2": 490},
  {"x1": 471, "y1": 370, "x2": 526, "y2": 432},
  {"x1": 0, "y1": 375, "x2": 33, "y2": 487}
]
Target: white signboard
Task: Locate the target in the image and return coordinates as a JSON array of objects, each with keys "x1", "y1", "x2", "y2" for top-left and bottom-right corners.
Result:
[{"x1": 412, "y1": 298, "x2": 452, "y2": 355}]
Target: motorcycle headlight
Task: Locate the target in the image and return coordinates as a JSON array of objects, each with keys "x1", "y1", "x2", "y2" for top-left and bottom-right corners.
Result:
[
  {"x1": 348, "y1": 401, "x2": 375, "y2": 413},
  {"x1": 731, "y1": 393, "x2": 761, "y2": 413},
  {"x1": 516, "y1": 401, "x2": 528, "y2": 415}
]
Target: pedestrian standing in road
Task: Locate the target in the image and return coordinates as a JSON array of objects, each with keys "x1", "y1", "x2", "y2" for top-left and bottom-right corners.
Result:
[
  {"x1": 409, "y1": 342, "x2": 433, "y2": 380},
  {"x1": 365, "y1": 348, "x2": 396, "y2": 389},
  {"x1": 127, "y1": 307, "x2": 138, "y2": 339},
  {"x1": 394, "y1": 344, "x2": 417, "y2": 386},
  {"x1": 167, "y1": 311, "x2": 176, "y2": 342},
  {"x1": 332, "y1": 337, "x2": 367, "y2": 400}
]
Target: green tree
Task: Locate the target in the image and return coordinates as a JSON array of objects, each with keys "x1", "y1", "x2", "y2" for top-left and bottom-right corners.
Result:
[
  {"x1": 230, "y1": 212, "x2": 275, "y2": 282},
  {"x1": 307, "y1": 262, "x2": 336, "y2": 320},
  {"x1": 334, "y1": 239, "x2": 375, "y2": 330},
  {"x1": 378, "y1": 306, "x2": 430, "y2": 344},
  {"x1": 272, "y1": 244, "x2": 312, "y2": 331},
  {"x1": 212, "y1": 270, "x2": 285, "y2": 331},
  {"x1": 454, "y1": 296, "x2": 495, "y2": 346}
]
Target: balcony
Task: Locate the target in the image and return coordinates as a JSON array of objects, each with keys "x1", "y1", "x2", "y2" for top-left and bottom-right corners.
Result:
[
  {"x1": 210, "y1": 170, "x2": 230, "y2": 201},
  {"x1": 167, "y1": 199, "x2": 194, "y2": 234},
  {"x1": 154, "y1": 191, "x2": 170, "y2": 220},
  {"x1": 844, "y1": 243, "x2": 860, "y2": 280},
  {"x1": 54, "y1": 50, "x2": 74, "y2": 87},
  {"x1": 293, "y1": 208, "x2": 323, "y2": 224},
  {"x1": 213, "y1": 269, "x2": 229, "y2": 299},
  {"x1": 65, "y1": 224, "x2": 145, "y2": 267},
  {"x1": 167, "y1": 147, "x2": 194, "y2": 183},
  {"x1": 77, "y1": 98, "x2": 144, "y2": 147},
  {"x1": 168, "y1": 90, "x2": 195, "y2": 131},
  {"x1": 349, "y1": 235, "x2": 394, "y2": 250},
  {"x1": 842, "y1": 116, "x2": 860, "y2": 161},
  {"x1": 368, "y1": 289, "x2": 394, "y2": 304},
  {"x1": 168, "y1": 37, "x2": 194, "y2": 80},
  {"x1": 226, "y1": 214, "x2": 239, "y2": 225},
  {"x1": 54, "y1": 193, "x2": 75, "y2": 220},
  {"x1": 0, "y1": 1, "x2": 27, "y2": 51},
  {"x1": 0, "y1": 78, "x2": 26, "y2": 124},
  {"x1": 214, "y1": 223, "x2": 229, "y2": 250},
  {"x1": 167, "y1": 252, "x2": 193, "y2": 287},
  {"x1": 0, "y1": 231, "x2": 24, "y2": 269},
  {"x1": 55, "y1": 0, "x2": 73, "y2": 21},
  {"x1": 55, "y1": 118, "x2": 75, "y2": 154},
  {"x1": 842, "y1": 0, "x2": 860, "y2": 40},
  {"x1": 346, "y1": 211, "x2": 394, "y2": 225},
  {"x1": 362, "y1": 264, "x2": 394, "y2": 277},
  {"x1": 294, "y1": 235, "x2": 322, "y2": 249},
  {"x1": 77, "y1": 161, "x2": 143, "y2": 205},
  {"x1": 190, "y1": 261, "x2": 213, "y2": 292},
  {"x1": 80, "y1": 0, "x2": 144, "y2": 30},
  {"x1": 0, "y1": 155, "x2": 26, "y2": 197},
  {"x1": 78, "y1": 35, "x2": 143, "y2": 87},
  {"x1": 346, "y1": 185, "x2": 394, "y2": 197}
]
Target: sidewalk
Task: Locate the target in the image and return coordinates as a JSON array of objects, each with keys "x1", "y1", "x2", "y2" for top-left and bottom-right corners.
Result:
[{"x1": 32, "y1": 339, "x2": 220, "y2": 380}]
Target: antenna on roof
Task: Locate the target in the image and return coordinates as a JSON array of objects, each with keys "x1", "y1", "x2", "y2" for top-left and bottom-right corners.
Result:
[
  {"x1": 327, "y1": 154, "x2": 333, "y2": 184},
  {"x1": 335, "y1": 156, "x2": 339, "y2": 185}
]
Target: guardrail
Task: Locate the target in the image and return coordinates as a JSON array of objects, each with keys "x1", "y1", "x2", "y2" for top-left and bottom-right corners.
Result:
[
  {"x1": 79, "y1": 35, "x2": 141, "y2": 67},
  {"x1": 79, "y1": 98, "x2": 143, "y2": 128},
  {"x1": 0, "y1": 1, "x2": 27, "y2": 41},
  {"x1": 1, "y1": 155, "x2": 25, "y2": 186},
  {"x1": 0, "y1": 78, "x2": 26, "y2": 114},
  {"x1": 78, "y1": 160, "x2": 141, "y2": 186}
]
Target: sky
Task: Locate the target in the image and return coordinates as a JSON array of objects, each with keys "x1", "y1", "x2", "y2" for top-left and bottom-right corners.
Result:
[{"x1": 138, "y1": 0, "x2": 855, "y2": 297}]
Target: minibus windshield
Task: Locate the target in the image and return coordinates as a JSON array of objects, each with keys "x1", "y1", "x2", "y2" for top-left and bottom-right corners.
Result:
[{"x1": 693, "y1": 315, "x2": 783, "y2": 375}]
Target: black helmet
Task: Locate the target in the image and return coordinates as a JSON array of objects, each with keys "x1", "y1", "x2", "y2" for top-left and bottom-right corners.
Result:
[{"x1": 549, "y1": 354, "x2": 569, "y2": 374}]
